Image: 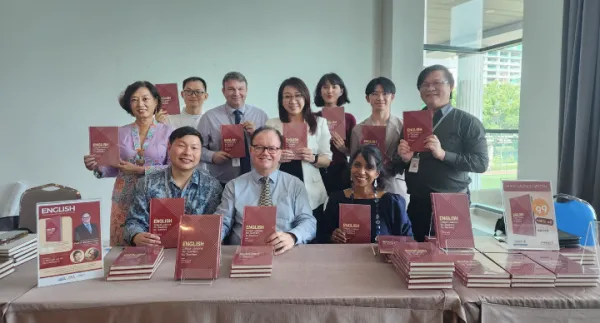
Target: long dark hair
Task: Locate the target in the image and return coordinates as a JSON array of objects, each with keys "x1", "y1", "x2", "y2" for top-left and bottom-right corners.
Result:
[
  {"x1": 277, "y1": 77, "x2": 317, "y2": 135},
  {"x1": 348, "y1": 145, "x2": 386, "y2": 189},
  {"x1": 314, "y1": 72, "x2": 351, "y2": 107}
]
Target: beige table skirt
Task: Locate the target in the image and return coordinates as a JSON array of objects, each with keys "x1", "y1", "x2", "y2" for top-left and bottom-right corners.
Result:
[
  {"x1": 0, "y1": 260, "x2": 37, "y2": 323},
  {"x1": 3, "y1": 244, "x2": 464, "y2": 323}
]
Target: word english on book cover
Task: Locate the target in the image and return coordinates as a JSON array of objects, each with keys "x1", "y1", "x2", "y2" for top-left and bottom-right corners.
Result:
[
  {"x1": 36, "y1": 199, "x2": 104, "y2": 287},
  {"x1": 502, "y1": 180, "x2": 559, "y2": 250}
]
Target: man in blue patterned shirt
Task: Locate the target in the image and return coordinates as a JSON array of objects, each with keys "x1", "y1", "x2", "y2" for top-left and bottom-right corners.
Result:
[{"x1": 124, "y1": 126, "x2": 223, "y2": 246}]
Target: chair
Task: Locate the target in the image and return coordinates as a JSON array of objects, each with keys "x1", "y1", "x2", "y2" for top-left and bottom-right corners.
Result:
[
  {"x1": 554, "y1": 193, "x2": 598, "y2": 246},
  {"x1": 18, "y1": 183, "x2": 81, "y2": 233}
]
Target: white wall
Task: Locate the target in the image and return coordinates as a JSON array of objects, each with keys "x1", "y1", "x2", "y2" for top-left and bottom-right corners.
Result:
[
  {"x1": 2, "y1": 0, "x2": 430, "y2": 240},
  {"x1": 518, "y1": 0, "x2": 563, "y2": 191}
]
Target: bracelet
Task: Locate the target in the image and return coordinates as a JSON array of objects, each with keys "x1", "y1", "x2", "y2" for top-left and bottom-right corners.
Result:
[
  {"x1": 311, "y1": 154, "x2": 319, "y2": 165},
  {"x1": 93, "y1": 170, "x2": 103, "y2": 179}
]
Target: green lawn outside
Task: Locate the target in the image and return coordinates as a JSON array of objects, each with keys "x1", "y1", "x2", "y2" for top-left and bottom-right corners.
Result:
[
  {"x1": 480, "y1": 173, "x2": 518, "y2": 189},
  {"x1": 488, "y1": 162, "x2": 518, "y2": 171}
]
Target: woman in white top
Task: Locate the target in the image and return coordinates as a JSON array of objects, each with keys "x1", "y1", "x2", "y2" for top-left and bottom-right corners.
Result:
[{"x1": 266, "y1": 77, "x2": 332, "y2": 241}]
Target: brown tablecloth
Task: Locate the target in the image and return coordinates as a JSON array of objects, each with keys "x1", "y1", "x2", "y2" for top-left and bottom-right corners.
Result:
[
  {"x1": 5, "y1": 244, "x2": 465, "y2": 323},
  {"x1": 454, "y1": 281, "x2": 600, "y2": 323},
  {"x1": 0, "y1": 260, "x2": 37, "y2": 323}
]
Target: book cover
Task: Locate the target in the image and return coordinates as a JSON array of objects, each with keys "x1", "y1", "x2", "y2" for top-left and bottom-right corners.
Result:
[
  {"x1": 221, "y1": 124, "x2": 246, "y2": 158},
  {"x1": 394, "y1": 242, "x2": 454, "y2": 267},
  {"x1": 241, "y1": 206, "x2": 276, "y2": 246},
  {"x1": 322, "y1": 106, "x2": 346, "y2": 140},
  {"x1": 402, "y1": 110, "x2": 433, "y2": 152},
  {"x1": 110, "y1": 246, "x2": 164, "y2": 270},
  {"x1": 283, "y1": 123, "x2": 308, "y2": 160},
  {"x1": 36, "y1": 199, "x2": 104, "y2": 287},
  {"x1": 377, "y1": 235, "x2": 414, "y2": 254},
  {"x1": 454, "y1": 252, "x2": 510, "y2": 278},
  {"x1": 431, "y1": 193, "x2": 474, "y2": 249},
  {"x1": 502, "y1": 180, "x2": 558, "y2": 250},
  {"x1": 339, "y1": 204, "x2": 371, "y2": 244},
  {"x1": 523, "y1": 251, "x2": 600, "y2": 278},
  {"x1": 509, "y1": 194, "x2": 536, "y2": 236},
  {"x1": 149, "y1": 198, "x2": 185, "y2": 249},
  {"x1": 485, "y1": 252, "x2": 556, "y2": 279},
  {"x1": 89, "y1": 126, "x2": 120, "y2": 167},
  {"x1": 231, "y1": 246, "x2": 274, "y2": 269},
  {"x1": 174, "y1": 214, "x2": 223, "y2": 280},
  {"x1": 155, "y1": 83, "x2": 181, "y2": 115},
  {"x1": 360, "y1": 125, "x2": 387, "y2": 157},
  {"x1": 45, "y1": 217, "x2": 62, "y2": 242},
  {"x1": 0, "y1": 230, "x2": 29, "y2": 245}
]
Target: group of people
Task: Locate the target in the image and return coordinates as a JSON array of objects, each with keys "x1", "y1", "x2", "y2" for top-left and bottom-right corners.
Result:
[{"x1": 82, "y1": 66, "x2": 489, "y2": 255}]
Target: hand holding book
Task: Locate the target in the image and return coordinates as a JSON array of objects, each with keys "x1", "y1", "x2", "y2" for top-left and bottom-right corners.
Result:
[
  {"x1": 132, "y1": 232, "x2": 161, "y2": 246},
  {"x1": 424, "y1": 135, "x2": 446, "y2": 160},
  {"x1": 331, "y1": 228, "x2": 347, "y2": 244},
  {"x1": 398, "y1": 140, "x2": 414, "y2": 163}
]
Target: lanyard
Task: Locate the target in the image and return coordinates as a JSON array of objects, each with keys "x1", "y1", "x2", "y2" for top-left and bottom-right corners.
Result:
[{"x1": 432, "y1": 108, "x2": 452, "y2": 132}]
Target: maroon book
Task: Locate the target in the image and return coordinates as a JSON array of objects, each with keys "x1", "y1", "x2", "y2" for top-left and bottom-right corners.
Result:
[
  {"x1": 360, "y1": 125, "x2": 387, "y2": 156},
  {"x1": 231, "y1": 246, "x2": 274, "y2": 269},
  {"x1": 155, "y1": 83, "x2": 180, "y2": 115},
  {"x1": 45, "y1": 217, "x2": 62, "y2": 242},
  {"x1": 149, "y1": 198, "x2": 185, "y2": 249},
  {"x1": 221, "y1": 124, "x2": 246, "y2": 158},
  {"x1": 89, "y1": 127, "x2": 120, "y2": 167},
  {"x1": 241, "y1": 206, "x2": 276, "y2": 246},
  {"x1": 111, "y1": 246, "x2": 164, "y2": 270},
  {"x1": 431, "y1": 193, "x2": 474, "y2": 249},
  {"x1": 377, "y1": 235, "x2": 414, "y2": 254},
  {"x1": 339, "y1": 204, "x2": 371, "y2": 243},
  {"x1": 283, "y1": 123, "x2": 308, "y2": 160},
  {"x1": 174, "y1": 214, "x2": 223, "y2": 280},
  {"x1": 509, "y1": 194, "x2": 536, "y2": 236},
  {"x1": 322, "y1": 106, "x2": 346, "y2": 140},
  {"x1": 403, "y1": 111, "x2": 433, "y2": 152}
]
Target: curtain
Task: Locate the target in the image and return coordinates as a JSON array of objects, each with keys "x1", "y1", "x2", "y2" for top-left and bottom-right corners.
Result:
[{"x1": 558, "y1": 0, "x2": 600, "y2": 214}]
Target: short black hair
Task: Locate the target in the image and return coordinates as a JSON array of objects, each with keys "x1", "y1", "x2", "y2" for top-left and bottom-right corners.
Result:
[
  {"x1": 168, "y1": 126, "x2": 203, "y2": 146},
  {"x1": 118, "y1": 81, "x2": 162, "y2": 116},
  {"x1": 349, "y1": 144, "x2": 386, "y2": 189},
  {"x1": 314, "y1": 73, "x2": 351, "y2": 107},
  {"x1": 417, "y1": 65, "x2": 455, "y2": 99},
  {"x1": 182, "y1": 77, "x2": 207, "y2": 91},
  {"x1": 250, "y1": 126, "x2": 284, "y2": 148},
  {"x1": 365, "y1": 77, "x2": 396, "y2": 96}
]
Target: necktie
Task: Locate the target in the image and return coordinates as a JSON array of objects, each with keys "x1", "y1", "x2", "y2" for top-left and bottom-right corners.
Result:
[
  {"x1": 85, "y1": 223, "x2": 92, "y2": 233},
  {"x1": 259, "y1": 177, "x2": 273, "y2": 206},
  {"x1": 433, "y1": 109, "x2": 444, "y2": 126},
  {"x1": 233, "y1": 110, "x2": 251, "y2": 175}
]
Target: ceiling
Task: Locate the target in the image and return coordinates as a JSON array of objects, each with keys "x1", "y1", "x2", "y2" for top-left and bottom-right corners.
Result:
[{"x1": 426, "y1": 0, "x2": 524, "y2": 48}]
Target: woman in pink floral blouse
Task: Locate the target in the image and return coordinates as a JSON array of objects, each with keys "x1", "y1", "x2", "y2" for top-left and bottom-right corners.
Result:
[{"x1": 83, "y1": 81, "x2": 173, "y2": 246}]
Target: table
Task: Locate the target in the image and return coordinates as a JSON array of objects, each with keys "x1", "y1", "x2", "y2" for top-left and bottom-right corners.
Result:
[
  {"x1": 4, "y1": 244, "x2": 464, "y2": 323},
  {"x1": 453, "y1": 281, "x2": 600, "y2": 323},
  {"x1": 0, "y1": 261, "x2": 37, "y2": 323}
]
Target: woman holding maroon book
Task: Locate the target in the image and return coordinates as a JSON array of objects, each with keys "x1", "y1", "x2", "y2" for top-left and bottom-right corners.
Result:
[
  {"x1": 313, "y1": 73, "x2": 357, "y2": 194},
  {"x1": 323, "y1": 145, "x2": 413, "y2": 243},
  {"x1": 83, "y1": 81, "x2": 173, "y2": 246}
]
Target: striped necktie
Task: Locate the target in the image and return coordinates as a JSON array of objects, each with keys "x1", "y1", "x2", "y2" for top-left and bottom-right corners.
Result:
[{"x1": 259, "y1": 177, "x2": 273, "y2": 206}]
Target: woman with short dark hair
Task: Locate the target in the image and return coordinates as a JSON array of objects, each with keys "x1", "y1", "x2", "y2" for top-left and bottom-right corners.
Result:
[
  {"x1": 322, "y1": 145, "x2": 413, "y2": 243},
  {"x1": 83, "y1": 81, "x2": 173, "y2": 246}
]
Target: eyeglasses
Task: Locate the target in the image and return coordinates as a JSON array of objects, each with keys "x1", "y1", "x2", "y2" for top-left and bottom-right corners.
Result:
[
  {"x1": 283, "y1": 94, "x2": 303, "y2": 102},
  {"x1": 183, "y1": 89, "x2": 206, "y2": 97},
  {"x1": 419, "y1": 81, "x2": 449, "y2": 90},
  {"x1": 251, "y1": 145, "x2": 281, "y2": 154}
]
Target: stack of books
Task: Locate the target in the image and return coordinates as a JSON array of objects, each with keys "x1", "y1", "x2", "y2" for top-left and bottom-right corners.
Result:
[
  {"x1": 106, "y1": 246, "x2": 164, "y2": 281},
  {"x1": 229, "y1": 246, "x2": 273, "y2": 278},
  {"x1": 559, "y1": 247, "x2": 597, "y2": 266},
  {"x1": 485, "y1": 253, "x2": 556, "y2": 287},
  {"x1": 454, "y1": 251, "x2": 511, "y2": 288},
  {"x1": 0, "y1": 231, "x2": 37, "y2": 268},
  {"x1": 524, "y1": 251, "x2": 600, "y2": 287},
  {"x1": 0, "y1": 258, "x2": 14, "y2": 279},
  {"x1": 390, "y1": 242, "x2": 454, "y2": 289},
  {"x1": 374, "y1": 235, "x2": 414, "y2": 263}
]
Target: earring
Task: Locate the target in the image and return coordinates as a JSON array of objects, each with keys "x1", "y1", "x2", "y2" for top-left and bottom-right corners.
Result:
[{"x1": 373, "y1": 180, "x2": 378, "y2": 189}]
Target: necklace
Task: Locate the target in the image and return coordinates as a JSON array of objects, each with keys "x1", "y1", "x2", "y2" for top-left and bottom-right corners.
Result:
[{"x1": 349, "y1": 188, "x2": 380, "y2": 242}]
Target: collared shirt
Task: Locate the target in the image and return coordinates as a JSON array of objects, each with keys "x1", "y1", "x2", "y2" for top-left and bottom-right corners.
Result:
[
  {"x1": 216, "y1": 170, "x2": 316, "y2": 245},
  {"x1": 123, "y1": 167, "x2": 223, "y2": 244},
  {"x1": 197, "y1": 104, "x2": 268, "y2": 183}
]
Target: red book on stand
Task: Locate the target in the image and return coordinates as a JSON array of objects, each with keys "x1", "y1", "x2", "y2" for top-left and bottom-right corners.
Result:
[
  {"x1": 174, "y1": 214, "x2": 223, "y2": 280},
  {"x1": 431, "y1": 193, "x2": 474, "y2": 249}
]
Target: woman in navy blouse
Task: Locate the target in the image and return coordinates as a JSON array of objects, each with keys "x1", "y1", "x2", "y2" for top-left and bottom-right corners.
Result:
[{"x1": 322, "y1": 145, "x2": 413, "y2": 243}]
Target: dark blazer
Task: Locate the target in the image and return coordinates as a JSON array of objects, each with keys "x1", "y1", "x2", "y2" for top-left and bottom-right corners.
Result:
[{"x1": 74, "y1": 223, "x2": 99, "y2": 242}]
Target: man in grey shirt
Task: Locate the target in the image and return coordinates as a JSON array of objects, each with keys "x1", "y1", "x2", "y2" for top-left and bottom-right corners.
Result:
[{"x1": 197, "y1": 72, "x2": 268, "y2": 185}]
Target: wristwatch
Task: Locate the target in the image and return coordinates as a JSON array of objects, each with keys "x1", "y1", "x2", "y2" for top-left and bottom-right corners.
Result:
[
  {"x1": 93, "y1": 169, "x2": 103, "y2": 179},
  {"x1": 311, "y1": 154, "x2": 319, "y2": 165}
]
